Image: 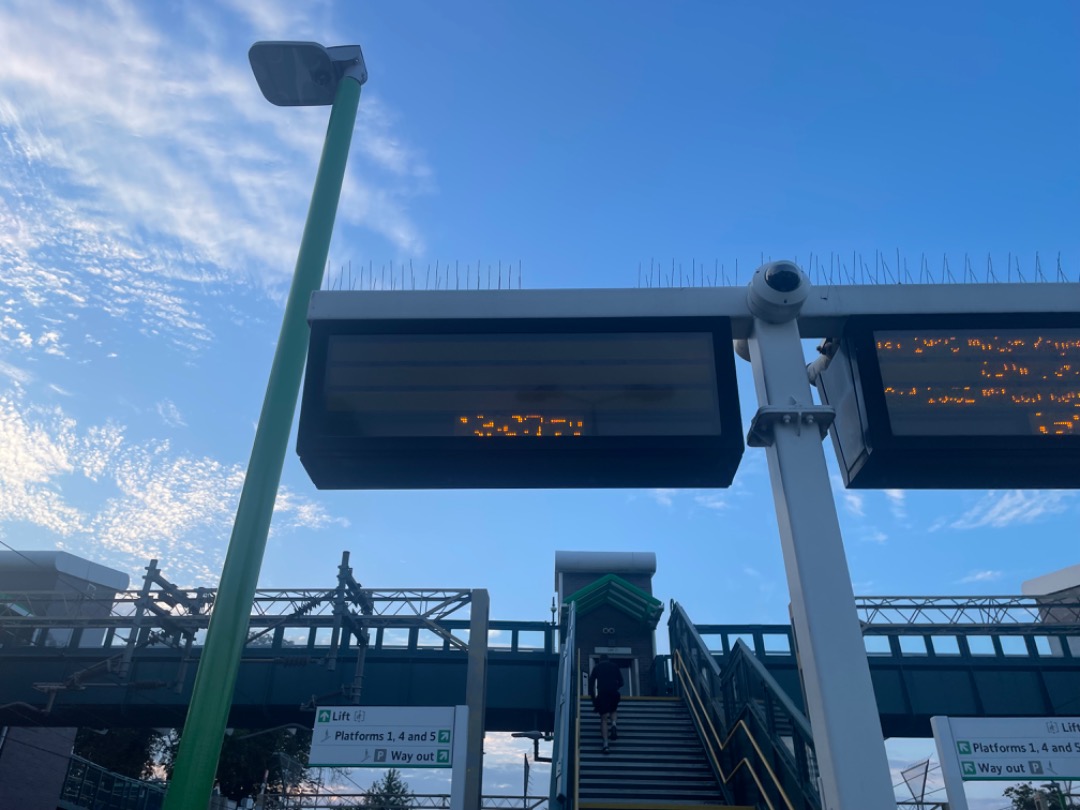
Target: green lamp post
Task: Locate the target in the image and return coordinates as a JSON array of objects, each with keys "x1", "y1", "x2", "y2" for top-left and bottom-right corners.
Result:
[{"x1": 162, "y1": 41, "x2": 367, "y2": 809}]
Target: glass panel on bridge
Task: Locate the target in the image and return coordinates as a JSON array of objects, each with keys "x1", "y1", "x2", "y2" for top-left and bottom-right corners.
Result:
[
  {"x1": 967, "y1": 635, "x2": 996, "y2": 656},
  {"x1": 897, "y1": 636, "x2": 927, "y2": 656},
  {"x1": 77, "y1": 629, "x2": 108, "y2": 648},
  {"x1": 1033, "y1": 635, "x2": 1058, "y2": 657},
  {"x1": 416, "y1": 629, "x2": 444, "y2": 649},
  {"x1": 44, "y1": 629, "x2": 73, "y2": 647},
  {"x1": 488, "y1": 629, "x2": 512, "y2": 649},
  {"x1": 931, "y1": 636, "x2": 961, "y2": 656},
  {"x1": 109, "y1": 631, "x2": 130, "y2": 647},
  {"x1": 864, "y1": 636, "x2": 891, "y2": 655},
  {"x1": 998, "y1": 635, "x2": 1029, "y2": 656},
  {"x1": 762, "y1": 634, "x2": 791, "y2": 655},
  {"x1": 727, "y1": 633, "x2": 755, "y2": 653},
  {"x1": 380, "y1": 628, "x2": 410, "y2": 648},
  {"x1": 701, "y1": 633, "x2": 724, "y2": 653},
  {"x1": 282, "y1": 629, "x2": 309, "y2": 647},
  {"x1": 516, "y1": 630, "x2": 546, "y2": 650}
]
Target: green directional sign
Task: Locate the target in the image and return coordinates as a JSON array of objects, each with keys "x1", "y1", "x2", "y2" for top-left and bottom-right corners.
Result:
[
  {"x1": 309, "y1": 705, "x2": 458, "y2": 768},
  {"x1": 938, "y1": 716, "x2": 1080, "y2": 784}
]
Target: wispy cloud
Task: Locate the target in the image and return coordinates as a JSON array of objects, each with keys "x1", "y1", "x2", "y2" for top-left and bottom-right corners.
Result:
[
  {"x1": 648, "y1": 488, "x2": 735, "y2": 514},
  {"x1": 831, "y1": 474, "x2": 864, "y2": 517},
  {"x1": 949, "y1": 490, "x2": 1074, "y2": 530},
  {"x1": 218, "y1": 0, "x2": 331, "y2": 37},
  {"x1": 0, "y1": 1, "x2": 429, "y2": 318},
  {"x1": 0, "y1": 391, "x2": 344, "y2": 584},
  {"x1": 862, "y1": 528, "x2": 888, "y2": 545},
  {"x1": 0, "y1": 358, "x2": 32, "y2": 385},
  {"x1": 156, "y1": 400, "x2": 186, "y2": 428},
  {"x1": 648, "y1": 488, "x2": 677, "y2": 507},
  {"x1": 0, "y1": 394, "x2": 88, "y2": 535},
  {"x1": 957, "y1": 569, "x2": 1003, "y2": 584},
  {"x1": 693, "y1": 493, "x2": 729, "y2": 511},
  {"x1": 272, "y1": 489, "x2": 349, "y2": 534},
  {"x1": 843, "y1": 490, "x2": 865, "y2": 517},
  {"x1": 883, "y1": 489, "x2": 907, "y2": 520}
]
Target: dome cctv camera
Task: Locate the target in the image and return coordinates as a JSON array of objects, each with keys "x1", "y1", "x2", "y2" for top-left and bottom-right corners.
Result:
[
  {"x1": 747, "y1": 260, "x2": 809, "y2": 323},
  {"x1": 764, "y1": 262, "x2": 802, "y2": 292}
]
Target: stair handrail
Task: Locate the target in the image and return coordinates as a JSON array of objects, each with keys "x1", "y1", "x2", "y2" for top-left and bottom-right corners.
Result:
[
  {"x1": 670, "y1": 601, "x2": 821, "y2": 810},
  {"x1": 723, "y1": 639, "x2": 814, "y2": 747},
  {"x1": 722, "y1": 640, "x2": 820, "y2": 808},
  {"x1": 550, "y1": 601, "x2": 577, "y2": 810},
  {"x1": 672, "y1": 646, "x2": 783, "y2": 809}
]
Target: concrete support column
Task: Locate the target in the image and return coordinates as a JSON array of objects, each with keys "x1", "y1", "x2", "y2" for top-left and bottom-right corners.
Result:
[{"x1": 464, "y1": 589, "x2": 489, "y2": 808}]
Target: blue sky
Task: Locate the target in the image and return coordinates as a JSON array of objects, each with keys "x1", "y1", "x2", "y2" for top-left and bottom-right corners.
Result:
[{"x1": 1, "y1": 1, "x2": 1078, "y2": 805}]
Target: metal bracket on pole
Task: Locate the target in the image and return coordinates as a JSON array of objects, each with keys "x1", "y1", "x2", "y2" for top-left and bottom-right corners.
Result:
[{"x1": 746, "y1": 403, "x2": 835, "y2": 447}]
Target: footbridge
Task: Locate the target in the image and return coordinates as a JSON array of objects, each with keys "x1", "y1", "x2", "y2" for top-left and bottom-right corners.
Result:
[{"x1": 1, "y1": 559, "x2": 1077, "y2": 737}]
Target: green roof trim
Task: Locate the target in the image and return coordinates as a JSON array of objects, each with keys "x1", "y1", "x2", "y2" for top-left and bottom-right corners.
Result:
[{"x1": 563, "y1": 574, "x2": 664, "y2": 628}]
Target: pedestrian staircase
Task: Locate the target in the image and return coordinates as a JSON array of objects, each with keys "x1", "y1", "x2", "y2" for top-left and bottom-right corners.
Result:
[{"x1": 577, "y1": 696, "x2": 751, "y2": 809}]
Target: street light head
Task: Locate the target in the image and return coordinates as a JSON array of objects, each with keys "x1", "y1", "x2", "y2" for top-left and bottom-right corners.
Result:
[{"x1": 249, "y1": 41, "x2": 366, "y2": 106}]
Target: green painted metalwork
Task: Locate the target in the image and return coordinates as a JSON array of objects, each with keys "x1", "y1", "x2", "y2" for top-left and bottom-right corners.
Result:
[
  {"x1": 161, "y1": 76, "x2": 361, "y2": 810},
  {"x1": 562, "y1": 574, "x2": 663, "y2": 628}
]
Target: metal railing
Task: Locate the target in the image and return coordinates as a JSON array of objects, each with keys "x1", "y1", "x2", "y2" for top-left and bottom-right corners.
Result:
[
  {"x1": 60, "y1": 754, "x2": 166, "y2": 810},
  {"x1": 670, "y1": 601, "x2": 820, "y2": 810},
  {"x1": 696, "y1": 621, "x2": 1080, "y2": 663},
  {"x1": 549, "y1": 602, "x2": 577, "y2": 810}
]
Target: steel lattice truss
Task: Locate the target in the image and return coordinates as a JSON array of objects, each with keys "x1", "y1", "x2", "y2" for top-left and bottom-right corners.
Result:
[
  {"x1": 856, "y1": 595, "x2": 1080, "y2": 633},
  {"x1": 0, "y1": 588, "x2": 472, "y2": 627},
  {"x1": 0, "y1": 583, "x2": 479, "y2": 702},
  {"x1": 5, "y1": 591, "x2": 1079, "y2": 638},
  {"x1": 248, "y1": 588, "x2": 473, "y2": 620}
]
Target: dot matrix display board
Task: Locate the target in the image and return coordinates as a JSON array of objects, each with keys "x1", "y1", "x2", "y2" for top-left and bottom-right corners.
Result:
[
  {"x1": 298, "y1": 317, "x2": 743, "y2": 489},
  {"x1": 820, "y1": 314, "x2": 1080, "y2": 489}
]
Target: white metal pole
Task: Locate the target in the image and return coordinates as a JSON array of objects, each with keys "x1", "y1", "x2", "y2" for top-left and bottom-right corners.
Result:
[
  {"x1": 931, "y1": 716, "x2": 971, "y2": 810},
  {"x1": 747, "y1": 314, "x2": 896, "y2": 809},
  {"x1": 450, "y1": 706, "x2": 470, "y2": 810}
]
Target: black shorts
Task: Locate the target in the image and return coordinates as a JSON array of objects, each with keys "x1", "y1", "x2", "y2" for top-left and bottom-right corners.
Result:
[{"x1": 592, "y1": 691, "x2": 620, "y2": 715}]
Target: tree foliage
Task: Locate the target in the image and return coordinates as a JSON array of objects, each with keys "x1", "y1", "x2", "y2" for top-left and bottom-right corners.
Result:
[
  {"x1": 362, "y1": 768, "x2": 414, "y2": 809},
  {"x1": 73, "y1": 727, "x2": 164, "y2": 780},
  {"x1": 162, "y1": 726, "x2": 315, "y2": 802},
  {"x1": 1003, "y1": 782, "x2": 1073, "y2": 809}
]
